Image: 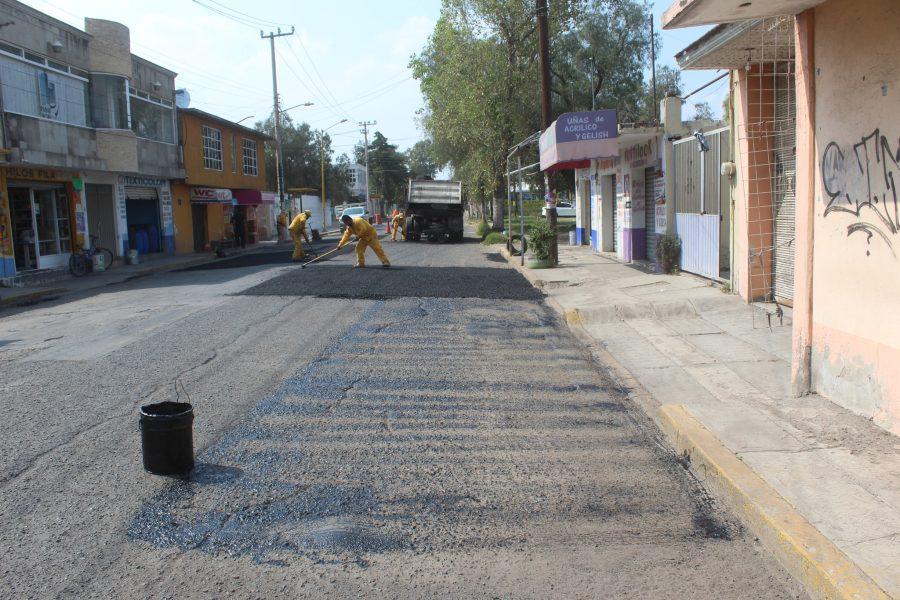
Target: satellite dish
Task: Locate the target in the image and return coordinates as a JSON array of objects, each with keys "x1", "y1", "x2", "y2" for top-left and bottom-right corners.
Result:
[{"x1": 175, "y1": 89, "x2": 190, "y2": 109}]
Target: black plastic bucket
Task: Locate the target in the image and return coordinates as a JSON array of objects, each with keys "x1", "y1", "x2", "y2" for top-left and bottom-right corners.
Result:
[{"x1": 139, "y1": 401, "x2": 194, "y2": 475}]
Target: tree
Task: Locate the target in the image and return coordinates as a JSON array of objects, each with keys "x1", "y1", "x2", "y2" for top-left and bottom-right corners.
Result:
[
  {"x1": 364, "y1": 132, "x2": 409, "y2": 212},
  {"x1": 554, "y1": 0, "x2": 657, "y2": 122},
  {"x1": 406, "y1": 139, "x2": 441, "y2": 179},
  {"x1": 642, "y1": 64, "x2": 682, "y2": 122},
  {"x1": 255, "y1": 113, "x2": 350, "y2": 206},
  {"x1": 692, "y1": 101, "x2": 715, "y2": 121},
  {"x1": 412, "y1": 0, "x2": 578, "y2": 225}
]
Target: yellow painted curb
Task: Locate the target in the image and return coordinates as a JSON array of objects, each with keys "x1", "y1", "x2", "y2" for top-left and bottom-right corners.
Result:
[{"x1": 659, "y1": 404, "x2": 890, "y2": 600}]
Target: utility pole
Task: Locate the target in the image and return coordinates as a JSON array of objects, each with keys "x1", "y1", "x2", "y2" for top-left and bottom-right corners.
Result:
[
  {"x1": 320, "y1": 119, "x2": 348, "y2": 231},
  {"x1": 536, "y1": 0, "x2": 558, "y2": 265},
  {"x1": 358, "y1": 120, "x2": 376, "y2": 217},
  {"x1": 650, "y1": 12, "x2": 658, "y2": 122},
  {"x1": 261, "y1": 27, "x2": 294, "y2": 216}
]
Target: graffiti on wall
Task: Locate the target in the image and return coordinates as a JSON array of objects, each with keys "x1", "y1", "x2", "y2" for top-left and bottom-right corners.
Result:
[{"x1": 822, "y1": 129, "x2": 899, "y2": 257}]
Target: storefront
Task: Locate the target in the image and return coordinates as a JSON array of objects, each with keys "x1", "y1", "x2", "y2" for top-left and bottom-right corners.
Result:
[
  {"x1": 189, "y1": 187, "x2": 232, "y2": 252},
  {"x1": 115, "y1": 175, "x2": 174, "y2": 256},
  {"x1": 234, "y1": 190, "x2": 275, "y2": 244},
  {"x1": 1, "y1": 166, "x2": 87, "y2": 275}
]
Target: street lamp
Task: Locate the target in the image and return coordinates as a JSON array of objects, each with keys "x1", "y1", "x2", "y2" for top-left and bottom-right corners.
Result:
[
  {"x1": 235, "y1": 115, "x2": 254, "y2": 125},
  {"x1": 282, "y1": 101, "x2": 314, "y2": 112},
  {"x1": 320, "y1": 119, "x2": 349, "y2": 231}
]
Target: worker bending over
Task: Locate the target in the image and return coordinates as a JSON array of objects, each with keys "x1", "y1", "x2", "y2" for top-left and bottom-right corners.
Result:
[
  {"x1": 339, "y1": 214, "x2": 390, "y2": 268},
  {"x1": 289, "y1": 209, "x2": 311, "y2": 262},
  {"x1": 390, "y1": 211, "x2": 406, "y2": 241}
]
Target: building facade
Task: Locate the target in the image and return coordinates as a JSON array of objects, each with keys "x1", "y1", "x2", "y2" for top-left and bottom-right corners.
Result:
[
  {"x1": 171, "y1": 108, "x2": 270, "y2": 253},
  {"x1": 345, "y1": 163, "x2": 367, "y2": 199},
  {"x1": 0, "y1": 0, "x2": 183, "y2": 280},
  {"x1": 664, "y1": 0, "x2": 900, "y2": 434},
  {"x1": 572, "y1": 99, "x2": 728, "y2": 273}
]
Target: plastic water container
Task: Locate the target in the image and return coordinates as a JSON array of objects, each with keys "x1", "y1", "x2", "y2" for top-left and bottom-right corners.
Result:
[
  {"x1": 126, "y1": 249, "x2": 139, "y2": 265},
  {"x1": 92, "y1": 253, "x2": 106, "y2": 272},
  {"x1": 569, "y1": 230, "x2": 577, "y2": 246}
]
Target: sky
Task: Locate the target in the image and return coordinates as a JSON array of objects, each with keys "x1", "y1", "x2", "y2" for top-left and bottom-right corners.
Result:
[{"x1": 28, "y1": 0, "x2": 723, "y2": 157}]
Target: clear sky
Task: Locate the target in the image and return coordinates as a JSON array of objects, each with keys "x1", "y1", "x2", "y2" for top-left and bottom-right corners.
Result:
[{"x1": 27, "y1": 0, "x2": 722, "y2": 156}]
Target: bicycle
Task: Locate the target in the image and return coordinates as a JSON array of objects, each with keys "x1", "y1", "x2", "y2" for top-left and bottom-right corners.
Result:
[{"x1": 69, "y1": 234, "x2": 115, "y2": 277}]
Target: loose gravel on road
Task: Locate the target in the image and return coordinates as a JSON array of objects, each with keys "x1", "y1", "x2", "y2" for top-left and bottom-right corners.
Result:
[{"x1": 0, "y1": 239, "x2": 806, "y2": 599}]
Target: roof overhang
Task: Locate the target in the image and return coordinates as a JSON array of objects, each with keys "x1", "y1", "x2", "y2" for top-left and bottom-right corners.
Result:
[
  {"x1": 675, "y1": 18, "x2": 794, "y2": 70},
  {"x1": 663, "y1": 0, "x2": 826, "y2": 29}
]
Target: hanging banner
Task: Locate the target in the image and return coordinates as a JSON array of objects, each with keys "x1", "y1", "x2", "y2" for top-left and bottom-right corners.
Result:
[{"x1": 654, "y1": 176, "x2": 667, "y2": 234}]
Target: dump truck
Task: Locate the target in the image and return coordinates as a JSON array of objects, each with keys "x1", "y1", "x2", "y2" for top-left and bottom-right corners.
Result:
[{"x1": 405, "y1": 179, "x2": 464, "y2": 242}]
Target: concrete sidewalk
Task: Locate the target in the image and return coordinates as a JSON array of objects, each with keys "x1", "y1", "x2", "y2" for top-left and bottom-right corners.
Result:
[
  {"x1": 0, "y1": 239, "x2": 294, "y2": 308},
  {"x1": 501, "y1": 244, "x2": 899, "y2": 599}
]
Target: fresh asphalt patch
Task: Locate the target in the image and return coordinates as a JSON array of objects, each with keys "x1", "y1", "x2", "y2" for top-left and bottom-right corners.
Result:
[
  {"x1": 237, "y1": 263, "x2": 545, "y2": 301},
  {"x1": 178, "y1": 243, "x2": 332, "y2": 271}
]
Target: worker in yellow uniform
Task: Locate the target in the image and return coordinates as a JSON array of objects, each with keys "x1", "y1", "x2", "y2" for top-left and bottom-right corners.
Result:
[
  {"x1": 390, "y1": 211, "x2": 406, "y2": 241},
  {"x1": 276, "y1": 211, "x2": 288, "y2": 243},
  {"x1": 289, "y1": 209, "x2": 312, "y2": 262},
  {"x1": 338, "y1": 214, "x2": 390, "y2": 268}
]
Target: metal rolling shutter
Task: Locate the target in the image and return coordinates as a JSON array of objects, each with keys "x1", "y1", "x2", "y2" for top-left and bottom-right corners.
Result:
[
  {"x1": 645, "y1": 168, "x2": 657, "y2": 262},
  {"x1": 773, "y1": 69, "x2": 796, "y2": 302},
  {"x1": 124, "y1": 186, "x2": 158, "y2": 200}
]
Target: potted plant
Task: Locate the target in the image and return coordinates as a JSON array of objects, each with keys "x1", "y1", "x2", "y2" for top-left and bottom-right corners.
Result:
[
  {"x1": 656, "y1": 234, "x2": 682, "y2": 274},
  {"x1": 526, "y1": 218, "x2": 555, "y2": 269}
]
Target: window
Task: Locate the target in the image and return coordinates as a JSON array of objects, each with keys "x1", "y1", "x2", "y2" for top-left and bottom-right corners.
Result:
[
  {"x1": 202, "y1": 125, "x2": 223, "y2": 170},
  {"x1": 129, "y1": 91, "x2": 174, "y2": 143},
  {"x1": 230, "y1": 135, "x2": 236, "y2": 172},
  {"x1": 90, "y1": 74, "x2": 128, "y2": 129},
  {"x1": 0, "y1": 53, "x2": 89, "y2": 126},
  {"x1": 242, "y1": 138, "x2": 258, "y2": 176}
]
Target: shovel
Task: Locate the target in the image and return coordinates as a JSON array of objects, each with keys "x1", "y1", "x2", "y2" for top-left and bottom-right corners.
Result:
[{"x1": 300, "y1": 242, "x2": 354, "y2": 269}]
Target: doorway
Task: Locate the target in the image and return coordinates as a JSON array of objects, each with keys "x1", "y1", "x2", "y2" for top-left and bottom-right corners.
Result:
[
  {"x1": 85, "y1": 184, "x2": 117, "y2": 256},
  {"x1": 192, "y1": 204, "x2": 207, "y2": 252},
  {"x1": 9, "y1": 185, "x2": 71, "y2": 270}
]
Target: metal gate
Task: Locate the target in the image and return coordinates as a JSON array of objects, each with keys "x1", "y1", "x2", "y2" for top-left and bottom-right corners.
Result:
[
  {"x1": 773, "y1": 68, "x2": 796, "y2": 301},
  {"x1": 673, "y1": 127, "x2": 730, "y2": 279},
  {"x1": 644, "y1": 168, "x2": 658, "y2": 262}
]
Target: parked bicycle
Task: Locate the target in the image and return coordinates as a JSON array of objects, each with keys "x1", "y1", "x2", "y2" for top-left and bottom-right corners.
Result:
[{"x1": 69, "y1": 234, "x2": 114, "y2": 277}]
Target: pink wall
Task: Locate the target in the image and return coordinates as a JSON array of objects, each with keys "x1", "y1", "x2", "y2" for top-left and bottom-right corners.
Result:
[{"x1": 807, "y1": 0, "x2": 900, "y2": 433}]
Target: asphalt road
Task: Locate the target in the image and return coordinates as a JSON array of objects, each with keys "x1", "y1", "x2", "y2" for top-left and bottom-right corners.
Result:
[{"x1": 0, "y1": 235, "x2": 805, "y2": 599}]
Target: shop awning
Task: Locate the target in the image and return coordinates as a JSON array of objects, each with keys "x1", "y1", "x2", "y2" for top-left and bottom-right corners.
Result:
[
  {"x1": 190, "y1": 187, "x2": 232, "y2": 204},
  {"x1": 233, "y1": 189, "x2": 275, "y2": 205},
  {"x1": 540, "y1": 109, "x2": 618, "y2": 172},
  {"x1": 662, "y1": 0, "x2": 825, "y2": 29}
]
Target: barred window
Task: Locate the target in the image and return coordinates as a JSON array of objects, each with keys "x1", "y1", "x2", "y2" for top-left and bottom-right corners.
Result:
[
  {"x1": 202, "y1": 125, "x2": 222, "y2": 170},
  {"x1": 242, "y1": 138, "x2": 258, "y2": 176}
]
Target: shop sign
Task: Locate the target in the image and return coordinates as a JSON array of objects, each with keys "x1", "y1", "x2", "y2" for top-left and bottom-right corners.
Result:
[
  {"x1": 623, "y1": 139, "x2": 655, "y2": 169},
  {"x1": 6, "y1": 166, "x2": 69, "y2": 181},
  {"x1": 654, "y1": 176, "x2": 667, "y2": 234},
  {"x1": 190, "y1": 187, "x2": 233, "y2": 203},
  {"x1": 122, "y1": 175, "x2": 167, "y2": 187},
  {"x1": 557, "y1": 109, "x2": 617, "y2": 143}
]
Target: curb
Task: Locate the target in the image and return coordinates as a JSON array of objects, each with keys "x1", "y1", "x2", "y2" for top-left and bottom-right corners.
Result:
[
  {"x1": 0, "y1": 287, "x2": 67, "y2": 307},
  {"x1": 660, "y1": 404, "x2": 890, "y2": 600},
  {"x1": 499, "y1": 246, "x2": 891, "y2": 600}
]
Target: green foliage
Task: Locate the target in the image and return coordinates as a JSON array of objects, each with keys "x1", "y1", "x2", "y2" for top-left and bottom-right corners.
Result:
[
  {"x1": 406, "y1": 139, "x2": 441, "y2": 179},
  {"x1": 255, "y1": 114, "x2": 352, "y2": 206},
  {"x1": 655, "y1": 234, "x2": 682, "y2": 273},
  {"x1": 528, "y1": 218, "x2": 556, "y2": 261},
  {"x1": 355, "y1": 132, "x2": 409, "y2": 212},
  {"x1": 693, "y1": 101, "x2": 715, "y2": 121},
  {"x1": 482, "y1": 231, "x2": 507, "y2": 245},
  {"x1": 475, "y1": 220, "x2": 491, "y2": 239}
]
